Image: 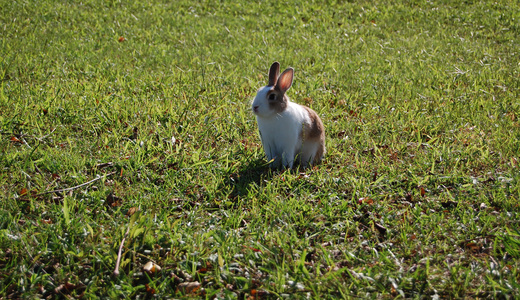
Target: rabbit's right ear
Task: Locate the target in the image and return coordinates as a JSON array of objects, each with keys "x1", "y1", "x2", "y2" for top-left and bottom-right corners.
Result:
[
  {"x1": 268, "y1": 62, "x2": 280, "y2": 86},
  {"x1": 275, "y1": 68, "x2": 294, "y2": 94}
]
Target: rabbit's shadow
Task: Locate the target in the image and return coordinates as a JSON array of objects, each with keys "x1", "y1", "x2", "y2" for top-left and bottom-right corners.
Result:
[
  {"x1": 218, "y1": 159, "x2": 273, "y2": 201},
  {"x1": 218, "y1": 158, "x2": 317, "y2": 204}
]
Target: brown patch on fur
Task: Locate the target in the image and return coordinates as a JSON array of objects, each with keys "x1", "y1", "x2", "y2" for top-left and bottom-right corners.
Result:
[
  {"x1": 303, "y1": 106, "x2": 325, "y2": 140},
  {"x1": 267, "y1": 89, "x2": 287, "y2": 113},
  {"x1": 303, "y1": 106, "x2": 326, "y2": 165},
  {"x1": 313, "y1": 143, "x2": 325, "y2": 165}
]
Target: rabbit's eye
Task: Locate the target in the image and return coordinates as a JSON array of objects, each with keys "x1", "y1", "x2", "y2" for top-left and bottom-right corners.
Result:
[{"x1": 268, "y1": 94, "x2": 276, "y2": 101}]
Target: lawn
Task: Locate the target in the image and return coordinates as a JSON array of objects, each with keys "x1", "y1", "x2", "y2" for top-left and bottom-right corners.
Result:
[{"x1": 1, "y1": 0, "x2": 519, "y2": 298}]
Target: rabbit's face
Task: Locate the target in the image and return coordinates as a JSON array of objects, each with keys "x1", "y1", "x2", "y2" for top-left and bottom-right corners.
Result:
[{"x1": 252, "y1": 86, "x2": 287, "y2": 118}]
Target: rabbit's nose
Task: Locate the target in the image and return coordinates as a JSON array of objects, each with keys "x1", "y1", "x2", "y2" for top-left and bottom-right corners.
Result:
[{"x1": 253, "y1": 106, "x2": 259, "y2": 112}]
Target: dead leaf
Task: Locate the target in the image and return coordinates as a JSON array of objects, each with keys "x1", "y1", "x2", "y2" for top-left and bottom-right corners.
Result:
[
  {"x1": 244, "y1": 246, "x2": 262, "y2": 253},
  {"x1": 126, "y1": 207, "x2": 138, "y2": 216},
  {"x1": 145, "y1": 284, "x2": 156, "y2": 295},
  {"x1": 337, "y1": 130, "x2": 347, "y2": 138},
  {"x1": 143, "y1": 261, "x2": 162, "y2": 274},
  {"x1": 54, "y1": 281, "x2": 85, "y2": 295},
  {"x1": 303, "y1": 97, "x2": 313, "y2": 106},
  {"x1": 10, "y1": 136, "x2": 23, "y2": 144},
  {"x1": 106, "y1": 193, "x2": 122, "y2": 207},
  {"x1": 358, "y1": 197, "x2": 374, "y2": 205},
  {"x1": 372, "y1": 170, "x2": 378, "y2": 182},
  {"x1": 250, "y1": 288, "x2": 270, "y2": 299},
  {"x1": 465, "y1": 242, "x2": 482, "y2": 254},
  {"x1": 390, "y1": 285, "x2": 397, "y2": 296},
  {"x1": 118, "y1": 36, "x2": 125, "y2": 42},
  {"x1": 177, "y1": 281, "x2": 201, "y2": 294},
  {"x1": 420, "y1": 187, "x2": 426, "y2": 197}
]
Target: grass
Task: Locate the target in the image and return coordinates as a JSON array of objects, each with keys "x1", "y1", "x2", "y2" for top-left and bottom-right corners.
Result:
[{"x1": 1, "y1": 0, "x2": 519, "y2": 298}]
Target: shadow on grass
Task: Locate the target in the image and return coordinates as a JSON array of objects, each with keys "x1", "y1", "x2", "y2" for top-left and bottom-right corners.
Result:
[
  {"x1": 216, "y1": 158, "x2": 323, "y2": 204},
  {"x1": 218, "y1": 158, "x2": 274, "y2": 202}
]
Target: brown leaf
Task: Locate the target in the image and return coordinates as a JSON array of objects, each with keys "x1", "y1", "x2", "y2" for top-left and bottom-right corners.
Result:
[
  {"x1": 244, "y1": 245, "x2": 262, "y2": 253},
  {"x1": 177, "y1": 281, "x2": 201, "y2": 294},
  {"x1": 106, "y1": 193, "x2": 122, "y2": 207},
  {"x1": 126, "y1": 207, "x2": 138, "y2": 216},
  {"x1": 358, "y1": 197, "x2": 374, "y2": 205},
  {"x1": 464, "y1": 242, "x2": 484, "y2": 255},
  {"x1": 54, "y1": 281, "x2": 85, "y2": 295},
  {"x1": 20, "y1": 188, "x2": 28, "y2": 196},
  {"x1": 145, "y1": 284, "x2": 156, "y2": 295},
  {"x1": 10, "y1": 136, "x2": 23, "y2": 144},
  {"x1": 118, "y1": 36, "x2": 126, "y2": 42},
  {"x1": 466, "y1": 242, "x2": 477, "y2": 248},
  {"x1": 143, "y1": 261, "x2": 161, "y2": 274},
  {"x1": 372, "y1": 170, "x2": 378, "y2": 182},
  {"x1": 249, "y1": 288, "x2": 269, "y2": 298},
  {"x1": 390, "y1": 285, "x2": 397, "y2": 296},
  {"x1": 64, "y1": 282, "x2": 78, "y2": 291},
  {"x1": 337, "y1": 130, "x2": 347, "y2": 138},
  {"x1": 420, "y1": 187, "x2": 426, "y2": 197}
]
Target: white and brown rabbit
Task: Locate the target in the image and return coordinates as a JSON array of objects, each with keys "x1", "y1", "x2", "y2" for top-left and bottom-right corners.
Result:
[{"x1": 252, "y1": 62, "x2": 326, "y2": 169}]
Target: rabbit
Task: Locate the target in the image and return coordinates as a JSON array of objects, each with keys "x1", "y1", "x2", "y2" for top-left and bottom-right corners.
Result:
[{"x1": 251, "y1": 62, "x2": 326, "y2": 169}]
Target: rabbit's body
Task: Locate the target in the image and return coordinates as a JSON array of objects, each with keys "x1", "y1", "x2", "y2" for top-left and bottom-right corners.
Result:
[{"x1": 252, "y1": 62, "x2": 325, "y2": 169}]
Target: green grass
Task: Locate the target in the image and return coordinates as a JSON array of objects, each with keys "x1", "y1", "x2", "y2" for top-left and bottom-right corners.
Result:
[{"x1": 1, "y1": 0, "x2": 519, "y2": 298}]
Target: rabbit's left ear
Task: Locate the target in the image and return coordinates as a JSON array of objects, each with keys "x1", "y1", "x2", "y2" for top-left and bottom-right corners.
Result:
[
  {"x1": 268, "y1": 62, "x2": 280, "y2": 86},
  {"x1": 276, "y1": 68, "x2": 294, "y2": 94}
]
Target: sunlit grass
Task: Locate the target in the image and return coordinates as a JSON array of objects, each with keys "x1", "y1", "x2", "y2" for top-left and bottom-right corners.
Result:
[{"x1": 1, "y1": 0, "x2": 519, "y2": 298}]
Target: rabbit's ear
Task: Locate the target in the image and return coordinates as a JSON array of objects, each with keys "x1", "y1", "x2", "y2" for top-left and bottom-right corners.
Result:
[
  {"x1": 268, "y1": 62, "x2": 280, "y2": 86},
  {"x1": 276, "y1": 68, "x2": 294, "y2": 94}
]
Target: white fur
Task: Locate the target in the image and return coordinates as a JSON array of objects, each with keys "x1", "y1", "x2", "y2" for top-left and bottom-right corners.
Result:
[{"x1": 252, "y1": 86, "x2": 317, "y2": 168}]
